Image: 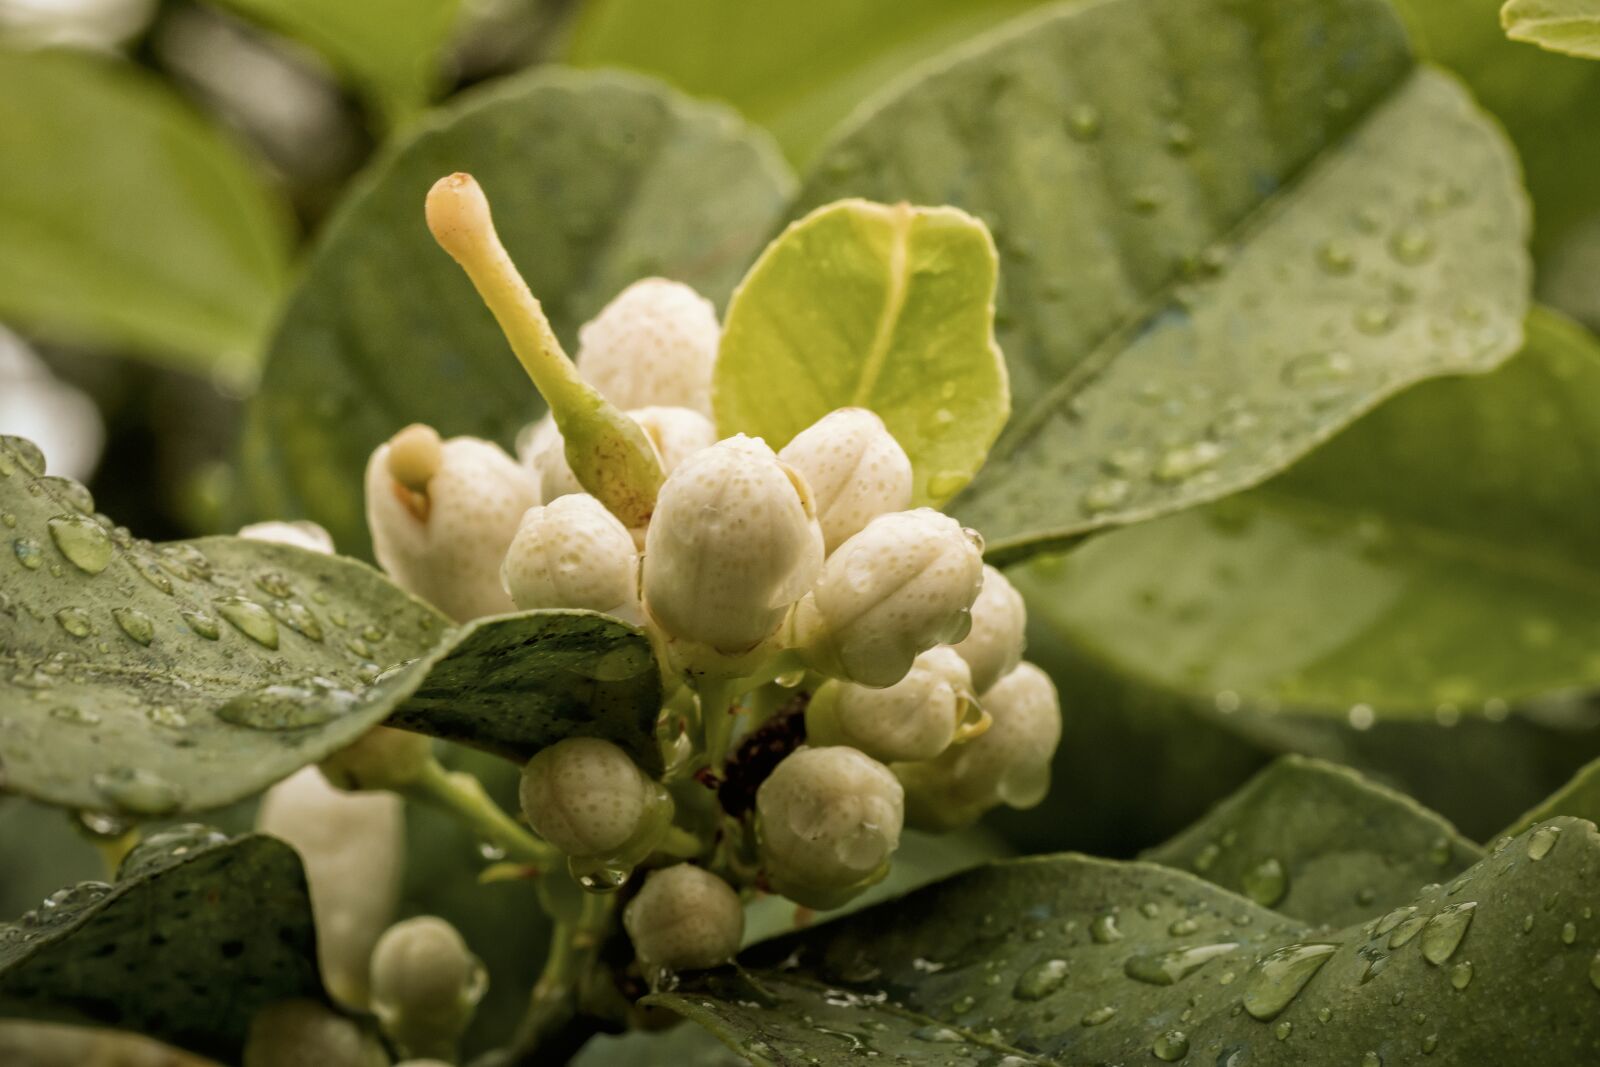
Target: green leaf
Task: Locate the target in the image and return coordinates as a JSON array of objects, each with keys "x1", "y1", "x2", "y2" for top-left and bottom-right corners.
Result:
[
  {"x1": 0, "y1": 49, "x2": 292, "y2": 385},
  {"x1": 1501, "y1": 754, "x2": 1600, "y2": 838},
  {"x1": 794, "y1": 0, "x2": 1530, "y2": 561},
  {"x1": 1144, "y1": 756, "x2": 1482, "y2": 927},
  {"x1": 1502, "y1": 0, "x2": 1600, "y2": 58},
  {"x1": 575, "y1": 1022, "x2": 753, "y2": 1067},
  {"x1": 0, "y1": 829, "x2": 324, "y2": 1060},
  {"x1": 713, "y1": 200, "x2": 1009, "y2": 506},
  {"x1": 212, "y1": 0, "x2": 463, "y2": 128},
  {"x1": 385, "y1": 610, "x2": 665, "y2": 775},
  {"x1": 236, "y1": 68, "x2": 793, "y2": 557},
  {"x1": 657, "y1": 820, "x2": 1600, "y2": 1065},
  {"x1": 563, "y1": 0, "x2": 1054, "y2": 165},
  {"x1": 1009, "y1": 309, "x2": 1600, "y2": 837}
]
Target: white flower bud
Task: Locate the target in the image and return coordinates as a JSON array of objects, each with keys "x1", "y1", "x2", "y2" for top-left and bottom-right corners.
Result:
[
  {"x1": 778, "y1": 408, "x2": 912, "y2": 553},
  {"x1": 643, "y1": 435, "x2": 823, "y2": 654},
  {"x1": 318, "y1": 726, "x2": 434, "y2": 792},
  {"x1": 238, "y1": 520, "x2": 335, "y2": 555},
  {"x1": 517, "y1": 737, "x2": 671, "y2": 861},
  {"x1": 805, "y1": 647, "x2": 979, "y2": 764},
  {"x1": 243, "y1": 999, "x2": 387, "y2": 1067},
  {"x1": 369, "y1": 917, "x2": 487, "y2": 1059},
  {"x1": 755, "y1": 746, "x2": 904, "y2": 908},
  {"x1": 948, "y1": 565, "x2": 1026, "y2": 693},
  {"x1": 500, "y1": 495, "x2": 641, "y2": 622},
  {"x1": 365, "y1": 430, "x2": 538, "y2": 622},
  {"x1": 575, "y1": 278, "x2": 719, "y2": 415},
  {"x1": 518, "y1": 406, "x2": 714, "y2": 504},
  {"x1": 257, "y1": 768, "x2": 404, "y2": 1010},
  {"x1": 623, "y1": 864, "x2": 743, "y2": 972},
  {"x1": 895, "y1": 662, "x2": 1062, "y2": 831},
  {"x1": 789, "y1": 509, "x2": 984, "y2": 688}
]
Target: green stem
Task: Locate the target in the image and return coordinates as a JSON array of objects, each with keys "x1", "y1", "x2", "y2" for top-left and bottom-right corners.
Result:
[
  {"x1": 404, "y1": 759, "x2": 558, "y2": 869},
  {"x1": 698, "y1": 676, "x2": 741, "y2": 771},
  {"x1": 515, "y1": 889, "x2": 614, "y2": 1058},
  {"x1": 657, "y1": 825, "x2": 705, "y2": 860}
]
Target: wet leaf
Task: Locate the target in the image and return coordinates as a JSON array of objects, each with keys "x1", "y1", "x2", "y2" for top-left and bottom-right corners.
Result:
[
  {"x1": 236, "y1": 68, "x2": 792, "y2": 558},
  {"x1": 1010, "y1": 310, "x2": 1600, "y2": 838},
  {"x1": 795, "y1": 0, "x2": 1530, "y2": 560},
  {"x1": 714, "y1": 200, "x2": 1009, "y2": 505},
  {"x1": 0, "y1": 49, "x2": 291, "y2": 384},
  {"x1": 1501, "y1": 0, "x2": 1600, "y2": 59},
  {"x1": 657, "y1": 820, "x2": 1600, "y2": 1066},
  {"x1": 0, "y1": 831, "x2": 323, "y2": 1060},
  {"x1": 1144, "y1": 756, "x2": 1482, "y2": 927}
]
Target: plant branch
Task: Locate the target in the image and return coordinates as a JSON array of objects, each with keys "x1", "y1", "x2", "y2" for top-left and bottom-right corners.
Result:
[{"x1": 403, "y1": 759, "x2": 558, "y2": 869}]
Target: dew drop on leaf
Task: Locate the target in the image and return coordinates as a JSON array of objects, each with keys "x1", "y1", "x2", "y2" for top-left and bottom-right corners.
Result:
[
  {"x1": 214, "y1": 597, "x2": 279, "y2": 649},
  {"x1": 13, "y1": 537, "x2": 43, "y2": 570},
  {"x1": 112, "y1": 607, "x2": 155, "y2": 646},
  {"x1": 1013, "y1": 958, "x2": 1069, "y2": 1000},
  {"x1": 92, "y1": 767, "x2": 185, "y2": 816},
  {"x1": 47, "y1": 514, "x2": 113, "y2": 574},
  {"x1": 1124, "y1": 942, "x2": 1238, "y2": 986},
  {"x1": 1241, "y1": 858, "x2": 1287, "y2": 907},
  {"x1": 54, "y1": 608, "x2": 92, "y2": 638},
  {"x1": 181, "y1": 610, "x2": 220, "y2": 640},
  {"x1": 215, "y1": 681, "x2": 358, "y2": 730},
  {"x1": 1450, "y1": 960, "x2": 1474, "y2": 990},
  {"x1": 1241, "y1": 942, "x2": 1339, "y2": 1020},
  {"x1": 1152, "y1": 1029, "x2": 1190, "y2": 1061},
  {"x1": 1527, "y1": 825, "x2": 1561, "y2": 861}
]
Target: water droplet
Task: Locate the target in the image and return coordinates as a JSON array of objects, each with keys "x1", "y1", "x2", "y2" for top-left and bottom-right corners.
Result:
[
  {"x1": 1090, "y1": 913, "x2": 1122, "y2": 943},
  {"x1": 1375, "y1": 907, "x2": 1417, "y2": 936},
  {"x1": 182, "y1": 611, "x2": 220, "y2": 640},
  {"x1": 1081, "y1": 479, "x2": 1131, "y2": 513},
  {"x1": 255, "y1": 571, "x2": 293, "y2": 598},
  {"x1": 112, "y1": 607, "x2": 155, "y2": 646},
  {"x1": 50, "y1": 705, "x2": 100, "y2": 726},
  {"x1": 1449, "y1": 960, "x2": 1473, "y2": 989},
  {"x1": 1169, "y1": 918, "x2": 1200, "y2": 936},
  {"x1": 1362, "y1": 1053, "x2": 1382, "y2": 1067},
  {"x1": 1355, "y1": 305, "x2": 1398, "y2": 335},
  {"x1": 1067, "y1": 103, "x2": 1102, "y2": 140},
  {"x1": 1562, "y1": 921, "x2": 1578, "y2": 945},
  {"x1": 1242, "y1": 942, "x2": 1339, "y2": 1020},
  {"x1": 1154, "y1": 442, "x2": 1224, "y2": 483},
  {"x1": 13, "y1": 537, "x2": 44, "y2": 570},
  {"x1": 146, "y1": 705, "x2": 188, "y2": 729},
  {"x1": 1153, "y1": 1029, "x2": 1191, "y2": 1061},
  {"x1": 1080, "y1": 1005, "x2": 1117, "y2": 1026},
  {"x1": 1242, "y1": 858, "x2": 1287, "y2": 907},
  {"x1": 1275, "y1": 1021, "x2": 1293, "y2": 1040},
  {"x1": 214, "y1": 597, "x2": 279, "y2": 649},
  {"x1": 1014, "y1": 958, "x2": 1069, "y2": 1000},
  {"x1": 1528, "y1": 825, "x2": 1561, "y2": 860},
  {"x1": 1388, "y1": 913, "x2": 1428, "y2": 949},
  {"x1": 215, "y1": 680, "x2": 359, "y2": 730},
  {"x1": 949, "y1": 994, "x2": 976, "y2": 1014},
  {"x1": 120, "y1": 823, "x2": 228, "y2": 877},
  {"x1": 1132, "y1": 186, "x2": 1167, "y2": 214},
  {"x1": 1389, "y1": 225, "x2": 1436, "y2": 265},
  {"x1": 572, "y1": 859, "x2": 630, "y2": 893},
  {"x1": 54, "y1": 608, "x2": 92, "y2": 638},
  {"x1": 46, "y1": 514, "x2": 114, "y2": 575},
  {"x1": 1282, "y1": 349, "x2": 1354, "y2": 389},
  {"x1": 271, "y1": 600, "x2": 323, "y2": 642},
  {"x1": 1194, "y1": 843, "x2": 1222, "y2": 872},
  {"x1": 92, "y1": 767, "x2": 185, "y2": 816},
  {"x1": 1315, "y1": 239, "x2": 1357, "y2": 275},
  {"x1": 1125, "y1": 942, "x2": 1238, "y2": 985}
]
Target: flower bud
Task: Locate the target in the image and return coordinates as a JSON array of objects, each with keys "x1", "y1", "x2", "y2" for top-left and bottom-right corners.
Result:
[
  {"x1": 519, "y1": 406, "x2": 715, "y2": 504},
  {"x1": 948, "y1": 565, "x2": 1026, "y2": 693},
  {"x1": 369, "y1": 917, "x2": 487, "y2": 1060},
  {"x1": 575, "y1": 278, "x2": 719, "y2": 415},
  {"x1": 789, "y1": 509, "x2": 984, "y2": 688},
  {"x1": 365, "y1": 429, "x2": 538, "y2": 622},
  {"x1": 755, "y1": 746, "x2": 904, "y2": 908},
  {"x1": 623, "y1": 864, "x2": 743, "y2": 972},
  {"x1": 238, "y1": 520, "x2": 335, "y2": 555},
  {"x1": 778, "y1": 408, "x2": 912, "y2": 553},
  {"x1": 517, "y1": 737, "x2": 672, "y2": 864},
  {"x1": 805, "y1": 647, "x2": 980, "y2": 764},
  {"x1": 500, "y1": 495, "x2": 641, "y2": 622},
  {"x1": 318, "y1": 726, "x2": 434, "y2": 792},
  {"x1": 643, "y1": 435, "x2": 823, "y2": 655},
  {"x1": 257, "y1": 767, "x2": 404, "y2": 1010},
  {"x1": 895, "y1": 662, "x2": 1062, "y2": 831},
  {"x1": 243, "y1": 999, "x2": 387, "y2": 1067}
]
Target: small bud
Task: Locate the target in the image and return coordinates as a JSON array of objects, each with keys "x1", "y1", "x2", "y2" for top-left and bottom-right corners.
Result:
[
  {"x1": 500, "y1": 495, "x2": 641, "y2": 622},
  {"x1": 789, "y1": 509, "x2": 984, "y2": 688},
  {"x1": 519, "y1": 406, "x2": 715, "y2": 505},
  {"x1": 319, "y1": 726, "x2": 434, "y2": 792},
  {"x1": 576, "y1": 279, "x2": 720, "y2": 416},
  {"x1": 778, "y1": 408, "x2": 912, "y2": 553},
  {"x1": 257, "y1": 768, "x2": 404, "y2": 1010},
  {"x1": 238, "y1": 520, "x2": 335, "y2": 554},
  {"x1": 243, "y1": 998, "x2": 387, "y2": 1067},
  {"x1": 622, "y1": 864, "x2": 743, "y2": 972},
  {"x1": 805, "y1": 647, "x2": 980, "y2": 764},
  {"x1": 369, "y1": 917, "x2": 487, "y2": 1060},
  {"x1": 386, "y1": 424, "x2": 443, "y2": 493},
  {"x1": 365, "y1": 430, "x2": 538, "y2": 622},
  {"x1": 643, "y1": 435, "x2": 823, "y2": 655},
  {"x1": 755, "y1": 746, "x2": 904, "y2": 908},
  {"x1": 895, "y1": 662, "x2": 1062, "y2": 831},
  {"x1": 517, "y1": 737, "x2": 672, "y2": 863},
  {"x1": 948, "y1": 565, "x2": 1026, "y2": 693}
]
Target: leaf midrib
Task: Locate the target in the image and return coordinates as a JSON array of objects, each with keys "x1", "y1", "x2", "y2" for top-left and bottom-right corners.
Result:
[{"x1": 850, "y1": 202, "x2": 915, "y2": 407}]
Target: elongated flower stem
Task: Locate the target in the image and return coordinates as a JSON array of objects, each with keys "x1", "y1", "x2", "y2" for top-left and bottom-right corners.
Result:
[
  {"x1": 513, "y1": 888, "x2": 614, "y2": 1061},
  {"x1": 405, "y1": 758, "x2": 558, "y2": 869}
]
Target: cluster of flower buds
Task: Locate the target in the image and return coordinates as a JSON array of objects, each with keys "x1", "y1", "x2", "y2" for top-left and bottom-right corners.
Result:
[{"x1": 345, "y1": 174, "x2": 1062, "y2": 981}]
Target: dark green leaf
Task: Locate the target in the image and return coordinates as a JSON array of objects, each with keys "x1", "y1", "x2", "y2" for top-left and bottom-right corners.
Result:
[
  {"x1": 795, "y1": 0, "x2": 1530, "y2": 561},
  {"x1": 0, "y1": 49, "x2": 292, "y2": 385},
  {"x1": 1009, "y1": 309, "x2": 1600, "y2": 837},
  {"x1": 1143, "y1": 756, "x2": 1482, "y2": 927},
  {"x1": 575, "y1": 1024, "x2": 752, "y2": 1067},
  {"x1": 1501, "y1": 754, "x2": 1600, "y2": 838},
  {"x1": 658, "y1": 820, "x2": 1600, "y2": 1065},
  {"x1": 236, "y1": 68, "x2": 793, "y2": 557},
  {"x1": 0, "y1": 830, "x2": 323, "y2": 1060}
]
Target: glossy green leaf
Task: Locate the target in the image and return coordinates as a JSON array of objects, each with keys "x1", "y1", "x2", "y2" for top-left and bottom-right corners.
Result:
[
  {"x1": 658, "y1": 820, "x2": 1600, "y2": 1065},
  {"x1": 213, "y1": 0, "x2": 462, "y2": 127},
  {"x1": 575, "y1": 1024, "x2": 751, "y2": 1067},
  {"x1": 0, "y1": 829, "x2": 324, "y2": 1060},
  {"x1": 795, "y1": 0, "x2": 1530, "y2": 561},
  {"x1": 236, "y1": 68, "x2": 792, "y2": 557},
  {"x1": 1010, "y1": 309, "x2": 1600, "y2": 837},
  {"x1": 1502, "y1": 0, "x2": 1600, "y2": 58},
  {"x1": 1144, "y1": 756, "x2": 1482, "y2": 927},
  {"x1": 714, "y1": 200, "x2": 1009, "y2": 505},
  {"x1": 564, "y1": 0, "x2": 1053, "y2": 164},
  {"x1": 0, "y1": 49, "x2": 291, "y2": 385},
  {"x1": 1501, "y1": 753, "x2": 1600, "y2": 838}
]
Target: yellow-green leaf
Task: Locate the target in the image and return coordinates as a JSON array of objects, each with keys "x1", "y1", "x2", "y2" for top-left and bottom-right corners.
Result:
[{"x1": 1502, "y1": 0, "x2": 1600, "y2": 58}]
